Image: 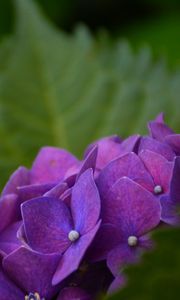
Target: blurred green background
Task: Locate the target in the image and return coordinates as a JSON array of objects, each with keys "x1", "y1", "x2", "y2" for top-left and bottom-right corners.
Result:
[
  {"x1": 0, "y1": 0, "x2": 180, "y2": 66},
  {"x1": 0, "y1": 1, "x2": 180, "y2": 299}
]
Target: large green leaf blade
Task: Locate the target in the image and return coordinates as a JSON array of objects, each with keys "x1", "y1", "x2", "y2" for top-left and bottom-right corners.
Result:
[{"x1": 0, "y1": 0, "x2": 180, "y2": 188}]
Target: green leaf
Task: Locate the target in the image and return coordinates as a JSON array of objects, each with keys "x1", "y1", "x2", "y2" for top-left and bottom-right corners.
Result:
[
  {"x1": 123, "y1": 14, "x2": 180, "y2": 68},
  {"x1": 107, "y1": 227, "x2": 180, "y2": 300},
  {"x1": 0, "y1": 0, "x2": 180, "y2": 188}
]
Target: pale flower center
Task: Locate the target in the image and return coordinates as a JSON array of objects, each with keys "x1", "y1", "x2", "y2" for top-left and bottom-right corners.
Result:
[
  {"x1": 128, "y1": 236, "x2": 138, "y2": 247},
  {"x1": 68, "y1": 230, "x2": 80, "y2": 242},
  {"x1": 154, "y1": 185, "x2": 163, "y2": 194},
  {"x1": 25, "y1": 292, "x2": 45, "y2": 300}
]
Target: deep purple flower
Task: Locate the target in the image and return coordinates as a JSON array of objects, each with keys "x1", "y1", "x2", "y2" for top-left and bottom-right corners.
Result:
[
  {"x1": 160, "y1": 157, "x2": 180, "y2": 225},
  {"x1": 0, "y1": 113, "x2": 180, "y2": 299},
  {"x1": 18, "y1": 169, "x2": 101, "y2": 286},
  {"x1": 148, "y1": 113, "x2": 180, "y2": 155},
  {"x1": 0, "y1": 248, "x2": 60, "y2": 300},
  {"x1": 84, "y1": 134, "x2": 140, "y2": 174},
  {"x1": 91, "y1": 177, "x2": 161, "y2": 275}
]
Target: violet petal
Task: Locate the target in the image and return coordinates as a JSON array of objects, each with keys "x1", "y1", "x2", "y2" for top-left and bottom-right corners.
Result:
[
  {"x1": 52, "y1": 221, "x2": 101, "y2": 285},
  {"x1": 71, "y1": 169, "x2": 100, "y2": 235},
  {"x1": 102, "y1": 177, "x2": 161, "y2": 236},
  {"x1": 30, "y1": 147, "x2": 78, "y2": 184},
  {"x1": 87, "y1": 223, "x2": 122, "y2": 262},
  {"x1": 3, "y1": 246, "x2": 61, "y2": 299},
  {"x1": 21, "y1": 197, "x2": 73, "y2": 254},
  {"x1": 1, "y1": 166, "x2": 29, "y2": 196},
  {"x1": 0, "y1": 269, "x2": 24, "y2": 300},
  {"x1": 77, "y1": 146, "x2": 98, "y2": 181},
  {"x1": 44, "y1": 182, "x2": 68, "y2": 198},
  {"x1": 165, "y1": 134, "x2": 180, "y2": 155},
  {"x1": 17, "y1": 183, "x2": 55, "y2": 202},
  {"x1": 108, "y1": 275, "x2": 126, "y2": 295},
  {"x1": 0, "y1": 194, "x2": 18, "y2": 232},
  {"x1": 107, "y1": 244, "x2": 139, "y2": 275},
  {"x1": 138, "y1": 137, "x2": 175, "y2": 161},
  {"x1": 139, "y1": 150, "x2": 173, "y2": 193},
  {"x1": 84, "y1": 136, "x2": 122, "y2": 171},
  {"x1": 148, "y1": 121, "x2": 173, "y2": 142},
  {"x1": 97, "y1": 152, "x2": 154, "y2": 197},
  {"x1": 160, "y1": 195, "x2": 180, "y2": 225}
]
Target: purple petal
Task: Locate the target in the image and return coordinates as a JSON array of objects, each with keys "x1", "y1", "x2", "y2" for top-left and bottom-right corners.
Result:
[
  {"x1": 160, "y1": 195, "x2": 180, "y2": 225},
  {"x1": 1, "y1": 167, "x2": 29, "y2": 196},
  {"x1": 169, "y1": 157, "x2": 180, "y2": 203},
  {"x1": 77, "y1": 146, "x2": 98, "y2": 180},
  {"x1": 138, "y1": 235, "x2": 154, "y2": 250},
  {"x1": 107, "y1": 244, "x2": 139, "y2": 275},
  {"x1": 64, "y1": 165, "x2": 80, "y2": 181},
  {"x1": 44, "y1": 182, "x2": 67, "y2": 198},
  {"x1": 21, "y1": 197, "x2": 73, "y2": 254},
  {"x1": 155, "y1": 112, "x2": 164, "y2": 123},
  {"x1": 102, "y1": 177, "x2": 161, "y2": 236},
  {"x1": 71, "y1": 169, "x2": 100, "y2": 234},
  {"x1": 87, "y1": 224, "x2": 122, "y2": 262},
  {"x1": 0, "y1": 221, "x2": 21, "y2": 254},
  {"x1": 17, "y1": 183, "x2": 55, "y2": 202},
  {"x1": 61, "y1": 188, "x2": 72, "y2": 206},
  {"x1": 3, "y1": 246, "x2": 61, "y2": 299},
  {"x1": 17, "y1": 224, "x2": 28, "y2": 245},
  {"x1": 0, "y1": 194, "x2": 19, "y2": 232},
  {"x1": 97, "y1": 152, "x2": 154, "y2": 197},
  {"x1": 57, "y1": 287, "x2": 91, "y2": 300},
  {"x1": 139, "y1": 150, "x2": 173, "y2": 193},
  {"x1": 0, "y1": 269, "x2": 24, "y2": 300},
  {"x1": 52, "y1": 221, "x2": 101, "y2": 285},
  {"x1": 108, "y1": 275, "x2": 126, "y2": 295},
  {"x1": 0, "y1": 243, "x2": 20, "y2": 255},
  {"x1": 117, "y1": 134, "x2": 141, "y2": 156},
  {"x1": 148, "y1": 121, "x2": 173, "y2": 142},
  {"x1": 64, "y1": 174, "x2": 77, "y2": 188},
  {"x1": 165, "y1": 134, "x2": 180, "y2": 155},
  {"x1": 84, "y1": 136, "x2": 122, "y2": 171},
  {"x1": 30, "y1": 147, "x2": 79, "y2": 184},
  {"x1": 138, "y1": 137, "x2": 175, "y2": 161}
]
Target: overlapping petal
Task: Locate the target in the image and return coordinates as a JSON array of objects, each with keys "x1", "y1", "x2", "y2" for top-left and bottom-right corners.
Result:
[
  {"x1": 1, "y1": 167, "x2": 29, "y2": 196},
  {"x1": 101, "y1": 177, "x2": 161, "y2": 235},
  {"x1": 3, "y1": 247, "x2": 61, "y2": 299},
  {"x1": 139, "y1": 150, "x2": 173, "y2": 193},
  {"x1": 97, "y1": 152, "x2": 154, "y2": 197},
  {"x1": 30, "y1": 147, "x2": 79, "y2": 184},
  {"x1": 0, "y1": 268, "x2": 24, "y2": 300},
  {"x1": 21, "y1": 197, "x2": 73, "y2": 254},
  {"x1": 84, "y1": 136, "x2": 122, "y2": 171},
  {"x1": 71, "y1": 169, "x2": 100, "y2": 235},
  {"x1": 52, "y1": 221, "x2": 101, "y2": 285},
  {"x1": 138, "y1": 137, "x2": 175, "y2": 161}
]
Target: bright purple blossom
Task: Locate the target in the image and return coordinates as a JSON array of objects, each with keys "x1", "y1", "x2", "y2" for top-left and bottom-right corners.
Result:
[{"x1": 0, "y1": 114, "x2": 180, "y2": 299}]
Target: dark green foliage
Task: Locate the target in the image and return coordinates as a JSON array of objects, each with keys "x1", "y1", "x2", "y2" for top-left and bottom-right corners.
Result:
[
  {"x1": 107, "y1": 227, "x2": 180, "y2": 300},
  {"x1": 0, "y1": 0, "x2": 180, "y2": 188}
]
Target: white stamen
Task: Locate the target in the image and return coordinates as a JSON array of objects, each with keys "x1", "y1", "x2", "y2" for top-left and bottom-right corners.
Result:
[
  {"x1": 68, "y1": 230, "x2": 80, "y2": 242},
  {"x1": 128, "y1": 236, "x2": 138, "y2": 247},
  {"x1": 154, "y1": 185, "x2": 163, "y2": 195}
]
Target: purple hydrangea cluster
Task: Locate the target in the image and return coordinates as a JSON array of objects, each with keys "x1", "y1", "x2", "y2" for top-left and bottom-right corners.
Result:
[{"x1": 0, "y1": 113, "x2": 180, "y2": 300}]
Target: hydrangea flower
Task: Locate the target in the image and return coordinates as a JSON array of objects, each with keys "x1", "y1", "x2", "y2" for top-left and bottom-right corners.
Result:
[{"x1": 0, "y1": 114, "x2": 179, "y2": 299}]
